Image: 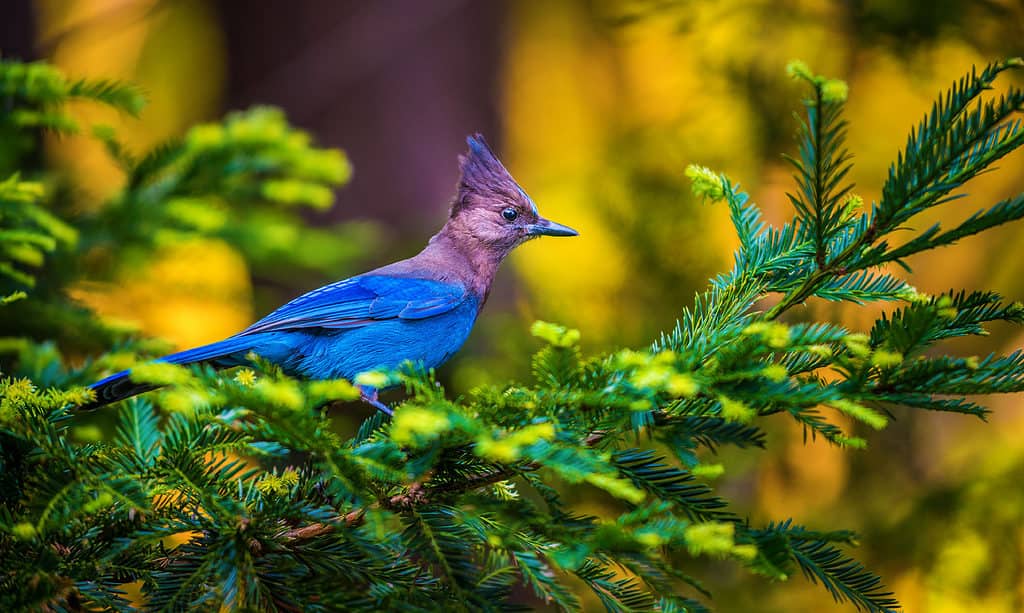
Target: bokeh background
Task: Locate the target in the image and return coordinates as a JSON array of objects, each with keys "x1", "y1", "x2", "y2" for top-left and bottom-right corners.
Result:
[{"x1": 4, "y1": 1, "x2": 1024, "y2": 610}]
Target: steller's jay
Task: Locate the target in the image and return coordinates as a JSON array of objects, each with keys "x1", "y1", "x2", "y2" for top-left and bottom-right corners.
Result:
[{"x1": 84, "y1": 135, "x2": 577, "y2": 414}]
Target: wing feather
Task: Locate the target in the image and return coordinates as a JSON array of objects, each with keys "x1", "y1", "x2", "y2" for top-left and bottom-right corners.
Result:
[{"x1": 240, "y1": 275, "x2": 468, "y2": 335}]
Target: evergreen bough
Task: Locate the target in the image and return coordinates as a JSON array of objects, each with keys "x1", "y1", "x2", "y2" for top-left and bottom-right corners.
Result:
[{"x1": 3, "y1": 56, "x2": 1024, "y2": 612}]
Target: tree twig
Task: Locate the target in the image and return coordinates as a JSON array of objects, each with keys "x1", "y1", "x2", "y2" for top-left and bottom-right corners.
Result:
[{"x1": 282, "y1": 431, "x2": 611, "y2": 542}]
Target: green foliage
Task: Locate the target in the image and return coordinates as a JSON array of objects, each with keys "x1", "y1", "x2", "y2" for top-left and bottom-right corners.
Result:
[
  {"x1": 0, "y1": 59, "x2": 370, "y2": 357},
  {"x1": 0, "y1": 60, "x2": 144, "y2": 146},
  {"x1": 0, "y1": 174, "x2": 76, "y2": 297},
  {"x1": 95, "y1": 106, "x2": 361, "y2": 274},
  {"x1": 3, "y1": 57, "x2": 1024, "y2": 611}
]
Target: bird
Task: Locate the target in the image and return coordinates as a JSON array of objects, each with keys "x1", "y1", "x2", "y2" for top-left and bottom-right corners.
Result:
[{"x1": 84, "y1": 134, "x2": 578, "y2": 414}]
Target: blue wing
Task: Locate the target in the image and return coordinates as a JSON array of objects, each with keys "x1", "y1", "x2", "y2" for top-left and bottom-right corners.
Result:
[
  {"x1": 239, "y1": 274, "x2": 470, "y2": 335},
  {"x1": 84, "y1": 275, "x2": 470, "y2": 409}
]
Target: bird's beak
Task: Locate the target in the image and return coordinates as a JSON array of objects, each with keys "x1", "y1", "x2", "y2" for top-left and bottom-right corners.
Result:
[{"x1": 527, "y1": 216, "x2": 579, "y2": 237}]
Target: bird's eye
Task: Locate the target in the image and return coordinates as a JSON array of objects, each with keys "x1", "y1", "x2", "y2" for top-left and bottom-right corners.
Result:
[{"x1": 502, "y1": 207, "x2": 518, "y2": 221}]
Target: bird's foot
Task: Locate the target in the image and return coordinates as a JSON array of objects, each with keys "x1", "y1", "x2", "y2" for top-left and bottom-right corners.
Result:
[{"x1": 359, "y1": 386, "x2": 393, "y2": 416}]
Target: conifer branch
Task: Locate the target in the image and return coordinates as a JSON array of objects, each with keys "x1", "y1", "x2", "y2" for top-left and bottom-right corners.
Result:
[{"x1": 6, "y1": 57, "x2": 1024, "y2": 612}]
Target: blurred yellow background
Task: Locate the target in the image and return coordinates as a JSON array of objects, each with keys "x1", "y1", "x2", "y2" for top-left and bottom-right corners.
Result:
[{"x1": 17, "y1": 0, "x2": 1024, "y2": 610}]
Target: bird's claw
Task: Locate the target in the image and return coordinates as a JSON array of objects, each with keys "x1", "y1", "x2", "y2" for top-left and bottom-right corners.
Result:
[{"x1": 359, "y1": 386, "x2": 393, "y2": 416}]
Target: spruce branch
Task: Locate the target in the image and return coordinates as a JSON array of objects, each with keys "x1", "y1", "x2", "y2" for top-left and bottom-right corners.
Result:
[
  {"x1": 762, "y1": 58, "x2": 1024, "y2": 319},
  {"x1": 9, "y1": 57, "x2": 1024, "y2": 612},
  {"x1": 783, "y1": 63, "x2": 854, "y2": 267}
]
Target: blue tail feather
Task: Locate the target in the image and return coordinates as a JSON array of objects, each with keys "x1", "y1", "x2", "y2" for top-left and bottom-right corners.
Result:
[
  {"x1": 83, "y1": 335, "x2": 256, "y2": 409},
  {"x1": 156, "y1": 335, "x2": 255, "y2": 366}
]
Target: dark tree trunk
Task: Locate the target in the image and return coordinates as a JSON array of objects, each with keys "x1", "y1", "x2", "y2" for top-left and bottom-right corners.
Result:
[
  {"x1": 214, "y1": 0, "x2": 506, "y2": 243},
  {"x1": 0, "y1": 0, "x2": 38, "y2": 60}
]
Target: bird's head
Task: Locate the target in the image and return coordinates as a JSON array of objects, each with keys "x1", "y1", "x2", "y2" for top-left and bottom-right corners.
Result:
[{"x1": 444, "y1": 134, "x2": 577, "y2": 259}]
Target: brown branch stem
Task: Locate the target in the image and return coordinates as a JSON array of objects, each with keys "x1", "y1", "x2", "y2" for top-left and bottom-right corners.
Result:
[{"x1": 282, "y1": 431, "x2": 610, "y2": 543}]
